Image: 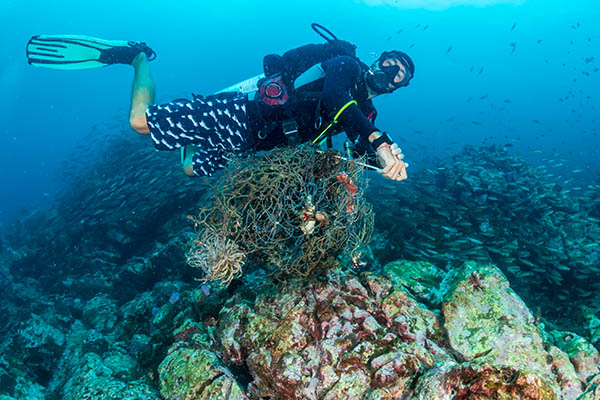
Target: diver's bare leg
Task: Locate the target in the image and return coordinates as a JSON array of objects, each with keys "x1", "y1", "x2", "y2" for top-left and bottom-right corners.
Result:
[{"x1": 129, "y1": 53, "x2": 155, "y2": 134}]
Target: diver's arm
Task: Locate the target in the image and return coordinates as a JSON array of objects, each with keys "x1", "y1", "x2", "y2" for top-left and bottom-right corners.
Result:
[
  {"x1": 320, "y1": 57, "x2": 378, "y2": 142},
  {"x1": 321, "y1": 57, "x2": 407, "y2": 181},
  {"x1": 129, "y1": 53, "x2": 155, "y2": 134}
]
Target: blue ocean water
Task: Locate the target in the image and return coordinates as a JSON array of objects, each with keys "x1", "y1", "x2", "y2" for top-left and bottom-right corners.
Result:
[{"x1": 0, "y1": 0, "x2": 598, "y2": 228}]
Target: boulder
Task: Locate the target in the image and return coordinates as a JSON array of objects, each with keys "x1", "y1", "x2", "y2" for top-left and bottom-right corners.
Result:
[
  {"x1": 60, "y1": 353, "x2": 160, "y2": 400},
  {"x1": 158, "y1": 345, "x2": 247, "y2": 400},
  {"x1": 442, "y1": 262, "x2": 584, "y2": 399},
  {"x1": 153, "y1": 261, "x2": 600, "y2": 399},
  {"x1": 82, "y1": 294, "x2": 118, "y2": 333},
  {"x1": 383, "y1": 260, "x2": 446, "y2": 305},
  {"x1": 15, "y1": 313, "x2": 65, "y2": 369},
  {"x1": 217, "y1": 268, "x2": 450, "y2": 399}
]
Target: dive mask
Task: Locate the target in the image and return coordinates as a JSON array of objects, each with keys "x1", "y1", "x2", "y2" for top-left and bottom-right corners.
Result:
[{"x1": 366, "y1": 51, "x2": 414, "y2": 94}]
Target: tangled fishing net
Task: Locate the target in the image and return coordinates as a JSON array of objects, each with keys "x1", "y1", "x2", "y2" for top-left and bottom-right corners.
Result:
[{"x1": 186, "y1": 146, "x2": 374, "y2": 286}]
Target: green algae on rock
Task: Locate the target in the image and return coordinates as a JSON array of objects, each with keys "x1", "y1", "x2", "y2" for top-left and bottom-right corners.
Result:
[
  {"x1": 578, "y1": 375, "x2": 600, "y2": 400},
  {"x1": 158, "y1": 345, "x2": 247, "y2": 400},
  {"x1": 382, "y1": 260, "x2": 446, "y2": 305},
  {"x1": 442, "y1": 262, "x2": 584, "y2": 399},
  {"x1": 549, "y1": 330, "x2": 600, "y2": 386},
  {"x1": 580, "y1": 306, "x2": 600, "y2": 347},
  {"x1": 60, "y1": 352, "x2": 160, "y2": 400}
]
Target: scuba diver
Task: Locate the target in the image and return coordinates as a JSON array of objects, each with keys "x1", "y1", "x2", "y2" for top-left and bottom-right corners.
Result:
[{"x1": 26, "y1": 24, "x2": 413, "y2": 181}]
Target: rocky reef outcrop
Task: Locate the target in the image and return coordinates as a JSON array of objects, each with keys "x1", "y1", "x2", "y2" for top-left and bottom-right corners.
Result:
[{"x1": 158, "y1": 260, "x2": 600, "y2": 399}]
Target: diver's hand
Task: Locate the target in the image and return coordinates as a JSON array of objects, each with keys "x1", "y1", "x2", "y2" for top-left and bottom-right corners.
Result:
[{"x1": 376, "y1": 143, "x2": 408, "y2": 181}]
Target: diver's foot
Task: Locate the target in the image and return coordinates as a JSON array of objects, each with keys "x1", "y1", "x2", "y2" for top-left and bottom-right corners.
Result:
[
  {"x1": 99, "y1": 41, "x2": 156, "y2": 65},
  {"x1": 131, "y1": 52, "x2": 148, "y2": 68}
]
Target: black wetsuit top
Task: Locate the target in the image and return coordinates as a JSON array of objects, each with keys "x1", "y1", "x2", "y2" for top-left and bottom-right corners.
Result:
[{"x1": 246, "y1": 56, "x2": 379, "y2": 151}]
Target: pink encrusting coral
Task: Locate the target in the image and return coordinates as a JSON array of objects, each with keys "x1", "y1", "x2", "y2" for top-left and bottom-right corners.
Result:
[{"x1": 216, "y1": 268, "x2": 451, "y2": 399}]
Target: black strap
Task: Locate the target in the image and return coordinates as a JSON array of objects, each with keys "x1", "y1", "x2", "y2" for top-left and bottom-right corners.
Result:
[
  {"x1": 326, "y1": 135, "x2": 333, "y2": 149},
  {"x1": 311, "y1": 23, "x2": 339, "y2": 42},
  {"x1": 371, "y1": 132, "x2": 393, "y2": 150}
]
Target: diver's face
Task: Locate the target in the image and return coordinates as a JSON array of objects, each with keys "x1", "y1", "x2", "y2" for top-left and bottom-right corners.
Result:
[
  {"x1": 381, "y1": 58, "x2": 408, "y2": 86},
  {"x1": 366, "y1": 56, "x2": 411, "y2": 98}
]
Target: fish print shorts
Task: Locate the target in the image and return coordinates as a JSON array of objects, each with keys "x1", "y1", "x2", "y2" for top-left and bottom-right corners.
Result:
[{"x1": 145, "y1": 92, "x2": 252, "y2": 176}]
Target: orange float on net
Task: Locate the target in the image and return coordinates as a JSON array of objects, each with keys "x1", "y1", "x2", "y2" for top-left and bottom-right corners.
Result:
[{"x1": 336, "y1": 172, "x2": 358, "y2": 195}]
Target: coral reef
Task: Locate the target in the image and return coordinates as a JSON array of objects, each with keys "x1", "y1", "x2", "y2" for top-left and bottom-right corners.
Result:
[{"x1": 1, "y1": 142, "x2": 599, "y2": 399}]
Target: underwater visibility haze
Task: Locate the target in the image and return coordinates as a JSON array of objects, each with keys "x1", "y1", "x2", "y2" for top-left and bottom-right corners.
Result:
[{"x1": 1, "y1": 0, "x2": 600, "y2": 399}]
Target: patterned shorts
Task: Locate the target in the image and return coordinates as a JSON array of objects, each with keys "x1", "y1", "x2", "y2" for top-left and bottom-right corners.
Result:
[{"x1": 145, "y1": 92, "x2": 252, "y2": 176}]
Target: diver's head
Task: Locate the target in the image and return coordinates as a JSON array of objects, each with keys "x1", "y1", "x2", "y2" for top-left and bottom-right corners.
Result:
[{"x1": 365, "y1": 50, "x2": 414, "y2": 97}]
